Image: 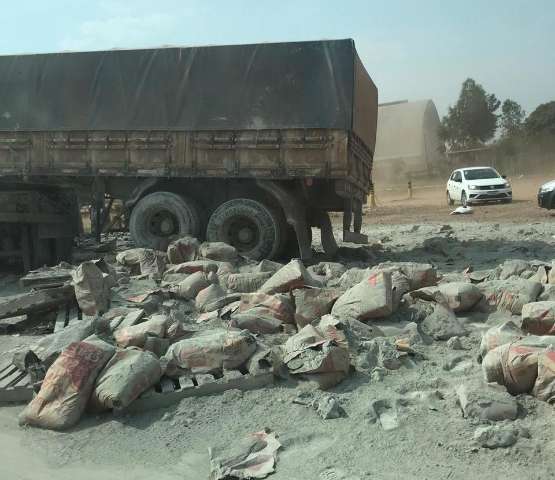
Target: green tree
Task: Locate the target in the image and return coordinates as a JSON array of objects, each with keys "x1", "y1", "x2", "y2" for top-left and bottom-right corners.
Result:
[
  {"x1": 525, "y1": 101, "x2": 555, "y2": 136},
  {"x1": 439, "y1": 78, "x2": 500, "y2": 150},
  {"x1": 500, "y1": 99, "x2": 525, "y2": 138}
]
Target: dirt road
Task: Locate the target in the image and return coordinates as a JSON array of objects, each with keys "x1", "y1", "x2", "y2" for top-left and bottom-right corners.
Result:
[{"x1": 364, "y1": 174, "x2": 554, "y2": 225}]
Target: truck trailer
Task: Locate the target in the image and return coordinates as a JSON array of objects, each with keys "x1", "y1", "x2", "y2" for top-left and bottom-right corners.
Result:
[{"x1": 0, "y1": 38, "x2": 378, "y2": 265}]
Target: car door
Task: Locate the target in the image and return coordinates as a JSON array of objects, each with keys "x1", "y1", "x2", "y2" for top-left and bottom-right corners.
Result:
[{"x1": 451, "y1": 171, "x2": 462, "y2": 202}]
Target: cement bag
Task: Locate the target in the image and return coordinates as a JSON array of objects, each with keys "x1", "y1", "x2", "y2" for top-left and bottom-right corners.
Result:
[
  {"x1": 521, "y1": 301, "x2": 555, "y2": 335},
  {"x1": 260, "y1": 259, "x2": 313, "y2": 294},
  {"x1": 116, "y1": 248, "x2": 146, "y2": 268},
  {"x1": 72, "y1": 261, "x2": 111, "y2": 316},
  {"x1": 478, "y1": 279, "x2": 542, "y2": 314},
  {"x1": 230, "y1": 293, "x2": 294, "y2": 334},
  {"x1": 482, "y1": 342, "x2": 541, "y2": 394},
  {"x1": 331, "y1": 271, "x2": 393, "y2": 322},
  {"x1": 225, "y1": 271, "x2": 273, "y2": 293},
  {"x1": 113, "y1": 314, "x2": 169, "y2": 348},
  {"x1": 282, "y1": 325, "x2": 350, "y2": 389},
  {"x1": 90, "y1": 348, "x2": 162, "y2": 411},
  {"x1": 479, "y1": 321, "x2": 524, "y2": 359},
  {"x1": 172, "y1": 271, "x2": 209, "y2": 300},
  {"x1": 199, "y1": 242, "x2": 238, "y2": 262},
  {"x1": 165, "y1": 260, "x2": 220, "y2": 275},
  {"x1": 163, "y1": 329, "x2": 257, "y2": 376},
  {"x1": 32, "y1": 318, "x2": 96, "y2": 363},
  {"x1": 294, "y1": 288, "x2": 341, "y2": 328},
  {"x1": 138, "y1": 249, "x2": 167, "y2": 278},
  {"x1": 532, "y1": 348, "x2": 555, "y2": 403},
  {"x1": 331, "y1": 268, "x2": 371, "y2": 290},
  {"x1": 196, "y1": 283, "x2": 227, "y2": 313},
  {"x1": 19, "y1": 339, "x2": 115, "y2": 430},
  {"x1": 437, "y1": 282, "x2": 483, "y2": 313},
  {"x1": 167, "y1": 236, "x2": 199, "y2": 264},
  {"x1": 376, "y1": 262, "x2": 438, "y2": 290}
]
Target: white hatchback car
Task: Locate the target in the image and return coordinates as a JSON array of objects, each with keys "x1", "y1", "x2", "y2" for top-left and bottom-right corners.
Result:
[{"x1": 446, "y1": 167, "x2": 512, "y2": 207}]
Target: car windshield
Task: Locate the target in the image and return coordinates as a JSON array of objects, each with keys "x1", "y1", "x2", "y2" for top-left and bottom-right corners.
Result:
[{"x1": 463, "y1": 168, "x2": 500, "y2": 180}]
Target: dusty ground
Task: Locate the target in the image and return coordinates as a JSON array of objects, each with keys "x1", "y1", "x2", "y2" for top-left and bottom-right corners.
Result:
[{"x1": 1, "y1": 174, "x2": 555, "y2": 480}]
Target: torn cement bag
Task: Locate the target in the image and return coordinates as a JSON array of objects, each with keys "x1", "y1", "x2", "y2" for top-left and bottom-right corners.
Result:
[
  {"x1": 532, "y1": 348, "x2": 555, "y2": 403},
  {"x1": 116, "y1": 248, "x2": 146, "y2": 268},
  {"x1": 521, "y1": 301, "x2": 555, "y2": 335},
  {"x1": 163, "y1": 328, "x2": 257, "y2": 376},
  {"x1": 165, "y1": 260, "x2": 225, "y2": 275},
  {"x1": 438, "y1": 282, "x2": 483, "y2": 312},
  {"x1": 199, "y1": 241, "x2": 238, "y2": 262},
  {"x1": 230, "y1": 293, "x2": 294, "y2": 334},
  {"x1": 331, "y1": 267, "x2": 371, "y2": 290},
  {"x1": 482, "y1": 342, "x2": 542, "y2": 394},
  {"x1": 478, "y1": 279, "x2": 542, "y2": 314},
  {"x1": 225, "y1": 271, "x2": 273, "y2": 293},
  {"x1": 420, "y1": 302, "x2": 467, "y2": 340},
  {"x1": 171, "y1": 271, "x2": 209, "y2": 300},
  {"x1": 283, "y1": 325, "x2": 350, "y2": 388},
  {"x1": 196, "y1": 283, "x2": 227, "y2": 313},
  {"x1": 259, "y1": 259, "x2": 314, "y2": 294},
  {"x1": 113, "y1": 314, "x2": 169, "y2": 348},
  {"x1": 294, "y1": 288, "x2": 341, "y2": 329},
  {"x1": 90, "y1": 348, "x2": 162, "y2": 411},
  {"x1": 72, "y1": 261, "x2": 111, "y2": 316},
  {"x1": 19, "y1": 339, "x2": 115, "y2": 430},
  {"x1": 138, "y1": 249, "x2": 167, "y2": 278},
  {"x1": 479, "y1": 321, "x2": 524, "y2": 359},
  {"x1": 376, "y1": 262, "x2": 438, "y2": 290},
  {"x1": 411, "y1": 282, "x2": 483, "y2": 313},
  {"x1": 331, "y1": 271, "x2": 393, "y2": 322},
  {"x1": 167, "y1": 236, "x2": 200, "y2": 264},
  {"x1": 209, "y1": 429, "x2": 281, "y2": 480}
]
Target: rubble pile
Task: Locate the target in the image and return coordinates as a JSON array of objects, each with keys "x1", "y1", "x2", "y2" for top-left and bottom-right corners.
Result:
[{"x1": 2, "y1": 235, "x2": 555, "y2": 475}]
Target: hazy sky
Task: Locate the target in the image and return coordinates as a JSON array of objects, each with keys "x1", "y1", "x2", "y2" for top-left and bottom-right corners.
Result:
[{"x1": 2, "y1": 0, "x2": 553, "y2": 117}]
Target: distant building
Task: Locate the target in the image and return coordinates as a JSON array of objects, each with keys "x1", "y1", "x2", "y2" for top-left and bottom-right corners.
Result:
[{"x1": 373, "y1": 99, "x2": 445, "y2": 184}]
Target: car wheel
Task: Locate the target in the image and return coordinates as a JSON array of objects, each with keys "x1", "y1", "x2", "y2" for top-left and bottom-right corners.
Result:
[
  {"x1": 461, "y1": 191, "x2": 468, "y2": 207},
  {"x1": 446, "y1": 191, "x2": 454, "y2": 206}
]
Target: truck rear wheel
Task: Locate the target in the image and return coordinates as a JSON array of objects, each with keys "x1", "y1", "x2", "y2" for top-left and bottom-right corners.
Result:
[
  {"x1": 206, "y1": 198, "x2": 281, "y2": 260},
  {"x1": 129, "y1": 192, "x2": 200, "y2": 249}
]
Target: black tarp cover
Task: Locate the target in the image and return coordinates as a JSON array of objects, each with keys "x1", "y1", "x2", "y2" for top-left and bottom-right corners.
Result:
[{"x1": 0, "y1": 39, "x2": 361, "y2": 133}]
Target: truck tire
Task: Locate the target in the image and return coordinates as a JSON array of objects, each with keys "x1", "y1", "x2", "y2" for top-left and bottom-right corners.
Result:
[
  {"x1": 129, "y1": 192, "x2": 200, "y2": 249},
  {"x1": 206, "y1": 198, "x2": 281, "y2": 260}
]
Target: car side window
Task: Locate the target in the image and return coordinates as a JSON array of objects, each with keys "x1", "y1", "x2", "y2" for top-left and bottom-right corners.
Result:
[{"x1": 453, "y1": 172, "x2": 461, "y2": 182}]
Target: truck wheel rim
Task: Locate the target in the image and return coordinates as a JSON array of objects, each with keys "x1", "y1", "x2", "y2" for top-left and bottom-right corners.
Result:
[
  {"x1": 224, "y1": 216, "x2": 260, "y2": 252},
  {"x1": 149, "y1": 211, "x2": 178, "y2": 237}
]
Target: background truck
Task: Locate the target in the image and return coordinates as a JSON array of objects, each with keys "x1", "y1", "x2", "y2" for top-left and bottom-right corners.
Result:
[{"x1": 0, "y1": 38, "x2": 378, "y2": 265}]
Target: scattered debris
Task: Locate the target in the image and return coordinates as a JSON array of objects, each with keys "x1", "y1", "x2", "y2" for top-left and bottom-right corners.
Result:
[{"x1": 209, "y1": 429, "x2": 281, "y2": 480}]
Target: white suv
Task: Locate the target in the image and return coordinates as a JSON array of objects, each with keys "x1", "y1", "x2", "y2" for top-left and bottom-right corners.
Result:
[{"x1": 446, "y1": 167, "x2": 512, "y2": 207}]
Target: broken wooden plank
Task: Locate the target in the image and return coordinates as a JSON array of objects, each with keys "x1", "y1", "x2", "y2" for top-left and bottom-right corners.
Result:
[
  {"x1": 0, "y1": 285, "x2": 74, "y2": 320},
  {"x1": 20, "y1": 270, "x2": 73, "y2": 289},
  {"x1": 127, "y1": 370, "x2": 274, "y2": 413},
  {"x1": 0, "y1": 315, "x2": 29, "y2": 334},
  {"x1": 0, "y1": 372, "x2": 33, "y2": 403}
]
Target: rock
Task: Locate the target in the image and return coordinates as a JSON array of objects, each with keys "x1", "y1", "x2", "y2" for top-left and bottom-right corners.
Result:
[
  {"x1": 447, "y1": 336, "x2": 464, "y2": 350},
  {"x1": 420, "y1": 303, "x2": 467, "y2": 340},
  {"x1": 368, "y1": 399, "x2": 399, "y2": 430},
  {"x1": 357, "y1": 337, "x2": 403, "y2": 371},
  {"x1": 456, "y1": 380, "x2": 518, "y2": 422},
  {"x1": 473, "y1": 424, "x2": 518, "y2": 449},
  {"x1": 314, "y1": 394, "x2": 344, "y2": 419},
  {"x1": 395, "y1": 322, "x2": 432, "y2": 347}
]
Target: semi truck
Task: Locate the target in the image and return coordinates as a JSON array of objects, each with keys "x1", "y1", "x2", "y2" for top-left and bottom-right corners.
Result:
[{"x1": 0, "y1": 39, "x2": 378, "y2": 267}]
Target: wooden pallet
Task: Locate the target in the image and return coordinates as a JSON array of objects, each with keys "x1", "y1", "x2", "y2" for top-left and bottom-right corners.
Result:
[{"x1": 0, "y1": 359, "x2": 33, "y2": 403}]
